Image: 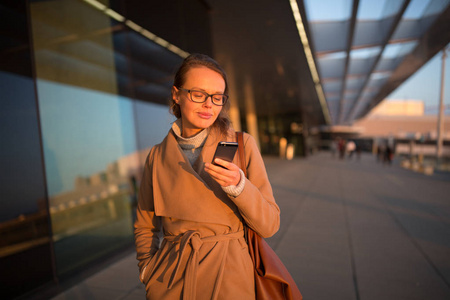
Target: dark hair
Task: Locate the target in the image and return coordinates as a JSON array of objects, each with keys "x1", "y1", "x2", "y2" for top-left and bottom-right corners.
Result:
[{"x1": 170, "y1": 53, "x2": 231, "y2": 136}]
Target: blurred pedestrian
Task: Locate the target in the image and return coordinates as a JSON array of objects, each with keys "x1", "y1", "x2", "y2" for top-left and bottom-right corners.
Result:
[
  {"x1": 338, "y1": 137, "x2": 346, "y2": 160},
  {"x1": 330, "y1": 138, "x2": 337, "y2": 158},
  {"x1": 384, "y1": 145, "x2": 393, "y2": 165},
  {"x1": 346, "y1": 140, "x2": 356, "y2": 160},
  {"x1": 356, "y1": 143, "x2": 362, "y2": 161},
  {"x1": 377, "y1": 144, "x2": 385, "y2": 163}
]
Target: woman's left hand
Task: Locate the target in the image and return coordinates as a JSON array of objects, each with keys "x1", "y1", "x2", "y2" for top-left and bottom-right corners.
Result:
[{"x1": 205, "y1": 159, "x2": 241, "y2": 187}]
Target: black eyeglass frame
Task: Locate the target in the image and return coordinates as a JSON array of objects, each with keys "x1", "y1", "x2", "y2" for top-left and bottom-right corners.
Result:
[{"x1": 177, "y1": 87, "x2": 229, "y2": 106}]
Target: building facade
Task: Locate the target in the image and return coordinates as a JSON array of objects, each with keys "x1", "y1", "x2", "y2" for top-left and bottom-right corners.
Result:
[{"x1": 0, "y1": 1, "x2": 213, "y2": 298}]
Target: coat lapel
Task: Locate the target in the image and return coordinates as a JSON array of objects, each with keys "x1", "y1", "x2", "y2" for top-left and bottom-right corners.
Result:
[{"x1": 152, "y1": 128, "x2": 238, "y2": 226}]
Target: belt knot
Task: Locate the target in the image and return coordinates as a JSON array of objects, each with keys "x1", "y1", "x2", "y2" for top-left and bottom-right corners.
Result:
[
  {"x1": 164, "y1": 230, "x2": 244, "y2": 300},
  {"x1": 190, "y1": 234, "x2": 202, "y2": 251}
]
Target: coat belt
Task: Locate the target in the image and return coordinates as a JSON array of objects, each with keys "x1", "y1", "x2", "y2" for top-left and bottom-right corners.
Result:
[{"x1": 164, "y1": 230, "x2": 244, "y2": 300}]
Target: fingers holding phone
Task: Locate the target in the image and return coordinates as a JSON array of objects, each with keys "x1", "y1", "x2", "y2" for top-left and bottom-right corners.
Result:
[
  {"x1": 205, "y1": 159, "x2": 241, "y2": 187},
  {"x1": 205, "y1": 142, "x2": 241, "y2": 187}
]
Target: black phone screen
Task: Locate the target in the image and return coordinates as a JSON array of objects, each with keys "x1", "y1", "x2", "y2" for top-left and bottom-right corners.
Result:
[{"x1": 212, "y1": 142, "x2": 238, "y2": 166}]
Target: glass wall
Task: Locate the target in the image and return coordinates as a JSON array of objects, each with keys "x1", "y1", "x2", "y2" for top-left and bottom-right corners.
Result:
[
  {"x1": 29, "y1": 0, "x2": 180, "y2": 277},
  {"x1": 0, "y1": 2, "x2": 54, "y2": 298}
]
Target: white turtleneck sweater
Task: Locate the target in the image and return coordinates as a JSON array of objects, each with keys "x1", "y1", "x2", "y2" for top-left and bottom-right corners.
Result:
[{"x1": 172, "y1": 119, "x2": 245, "y2": 197}]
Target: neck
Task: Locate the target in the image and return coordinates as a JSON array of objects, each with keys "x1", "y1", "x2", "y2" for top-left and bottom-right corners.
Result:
[
  {"x1": 172, "y1": 119, "x2": 207, "y2": 140},
  {"x1": 182, "y1": 128, "x2": 203, "y2": 138}
]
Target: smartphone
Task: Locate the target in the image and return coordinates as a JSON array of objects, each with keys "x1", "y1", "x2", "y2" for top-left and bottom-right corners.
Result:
[{"x1": 212, "y1": 142, "x2": 238, "y2": 167}]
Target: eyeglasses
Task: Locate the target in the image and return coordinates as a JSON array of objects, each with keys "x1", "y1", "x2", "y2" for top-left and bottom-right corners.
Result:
[{"x1": 178, "y1": 88, "x2": 228, "y2": 106}]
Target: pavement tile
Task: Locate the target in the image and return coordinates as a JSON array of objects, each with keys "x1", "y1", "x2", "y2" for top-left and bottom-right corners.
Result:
[
  {"x1": 51, "y1": 284, "x2": 128, "y2": 300},
  {"x1": 50, "y1": 153, "x2": 450, "y2": 300}
]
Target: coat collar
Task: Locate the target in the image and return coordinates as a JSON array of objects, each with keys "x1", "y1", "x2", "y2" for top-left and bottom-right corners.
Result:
[{"x1": 151, "y1": 127, "x2": 238, "y2": 227}]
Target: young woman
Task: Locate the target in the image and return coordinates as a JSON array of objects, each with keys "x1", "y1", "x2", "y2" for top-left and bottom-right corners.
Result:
[{"x1": 134, "y1": 53, "x2": 280, "y2": 300}]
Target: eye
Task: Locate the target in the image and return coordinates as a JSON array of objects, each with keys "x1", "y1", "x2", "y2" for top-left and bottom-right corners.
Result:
[
  {"x1": 212, "y1": 95, "x2": 223, "y2": 101},
  {"x1": 191, "y1": 91, "x2": 205, "y2": 99}
]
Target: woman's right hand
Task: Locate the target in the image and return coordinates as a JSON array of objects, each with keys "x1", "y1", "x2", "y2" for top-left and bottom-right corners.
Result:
[{"x1": 205, "y1": 159, "x2": 241, "y2": 187}]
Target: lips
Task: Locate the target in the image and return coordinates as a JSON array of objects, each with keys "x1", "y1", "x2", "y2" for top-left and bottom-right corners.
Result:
[{"x1": 197, "y1": 112, "x2": 213, "y2": 119}]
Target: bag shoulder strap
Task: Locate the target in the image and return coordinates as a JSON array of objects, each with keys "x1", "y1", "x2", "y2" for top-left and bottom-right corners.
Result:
[
  {"x1": 236, "y1": 131, "x2": 249, "y2": 243},
  {"x1": 236, "y1": 132, "x2": 247, "y2": 178}
]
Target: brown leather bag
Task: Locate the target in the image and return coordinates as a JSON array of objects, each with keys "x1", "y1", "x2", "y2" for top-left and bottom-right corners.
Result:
[{"x1": 236, "y1": 132, "x2": 302, "y2": 300}]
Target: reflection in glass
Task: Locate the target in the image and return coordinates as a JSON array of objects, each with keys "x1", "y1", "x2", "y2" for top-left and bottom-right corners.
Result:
[
  {"x1": 28, "y1": 0, "x2": 175, "y2": 276},
  {"x1": 0, "y1": 70, "x2": 55, "y2": 298},
  {"x1": 36, "y1": 79, "x2": 138, "y2": 275},
  {"x1": 29, "y1": 0, "x2": 181, "y2": 276},
  {"x1": 0, "y1": 1, "x2": 55, "y2": 297},
  {"x1": 135, "y1": 100, "x2": 175, "y2": 155}
]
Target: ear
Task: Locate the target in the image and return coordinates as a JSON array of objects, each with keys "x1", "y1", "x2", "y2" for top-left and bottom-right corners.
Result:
[{"x1": 172, "y1": 86, "x2": 180, "y2": 104}]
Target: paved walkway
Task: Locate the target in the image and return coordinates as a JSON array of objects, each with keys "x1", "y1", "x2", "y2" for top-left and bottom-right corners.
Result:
[{"x1": 49, "y1": 152, "x2": 450, "y2": 300}]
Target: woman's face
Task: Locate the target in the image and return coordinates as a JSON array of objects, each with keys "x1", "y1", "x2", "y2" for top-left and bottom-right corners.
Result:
[{"x1": 173, "y1": 66, "x2": 225, "y2": 138}]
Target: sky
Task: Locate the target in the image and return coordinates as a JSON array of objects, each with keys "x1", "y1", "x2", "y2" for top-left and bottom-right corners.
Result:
[{"x1": 387, "y1": 48, "x2": 450, "y2": 115}]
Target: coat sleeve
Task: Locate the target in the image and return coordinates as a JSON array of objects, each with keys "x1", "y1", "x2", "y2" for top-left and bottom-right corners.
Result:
[
  {"x1": 134, "y1": 148, "x2": 162, "y2": 277},
  {"x1": 231, "y1": 133, "x2": 280, "y2": 238}
]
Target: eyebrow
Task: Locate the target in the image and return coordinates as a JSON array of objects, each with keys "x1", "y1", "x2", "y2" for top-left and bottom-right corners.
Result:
[{"x1": 188, "y1": 87, "x2": 225, "y2": 94}]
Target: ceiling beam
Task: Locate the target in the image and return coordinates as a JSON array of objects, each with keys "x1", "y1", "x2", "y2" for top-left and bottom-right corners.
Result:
[
  {"x1": 345, "y1": 0, "x2": 411, "y2": 123},
  {"x1": 337, "y1": 0, "x2": 359, "y2": 124},
  {"x1": 294, "y1": 0, "x2": 331, "y2": 125}
]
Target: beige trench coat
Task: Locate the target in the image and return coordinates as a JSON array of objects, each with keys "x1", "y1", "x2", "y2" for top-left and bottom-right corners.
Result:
[{"x1": 134, "y1": 128, "x2": 280, "y2": 300}]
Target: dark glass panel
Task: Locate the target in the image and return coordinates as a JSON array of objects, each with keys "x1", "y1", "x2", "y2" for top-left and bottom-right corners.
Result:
[
  {"x1": 310, "y1": 21, "x2": 349, "y2": 53},
  {"x1": 120, "y1": 0, "x2": 212, "y2": 55},
  {"x1": 114, "y1": 30, "x2": 182, "y2": 105},
  {"x1": 134, "y1": 100, "x2": 175, "y2": 163},
  {"x1": 29, "y1": 0, "x2": 136, "y2": 276},
  {"x1": 0, "y1": 1, "x2": 54, "y2": 298}
]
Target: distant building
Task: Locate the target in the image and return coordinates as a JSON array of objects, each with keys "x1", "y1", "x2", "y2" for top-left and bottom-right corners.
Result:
[
  {"x1": 353, "y1": 99, "x2": 450, "y2": 157},
  {"x1": 369, "y1": 99, "x2": 424, "y2": 116},
  {"x1": 354, "y1": 99, "x2": 450, "y2": 140}
]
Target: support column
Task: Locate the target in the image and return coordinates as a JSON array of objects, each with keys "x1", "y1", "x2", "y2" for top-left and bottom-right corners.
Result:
[
  {"x1": 223, "y1": 62, "x2": 241, "y2": 131},
  {"x1": 436, "y1": 47, "x2": 447, "y2": 166},
  {"x1": 244, "y1": 75, "x2": 260, "y2": 149}
]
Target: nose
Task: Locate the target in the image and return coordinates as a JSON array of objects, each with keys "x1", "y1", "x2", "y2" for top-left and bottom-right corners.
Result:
[{"x1": 203, "y1": 96, "x2": 213, "y2": 107}]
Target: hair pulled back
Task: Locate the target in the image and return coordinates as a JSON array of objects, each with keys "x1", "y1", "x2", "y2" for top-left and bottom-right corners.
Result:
[{"x1": 170, "y1": 53, "x2": 231, "y2": 136}]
